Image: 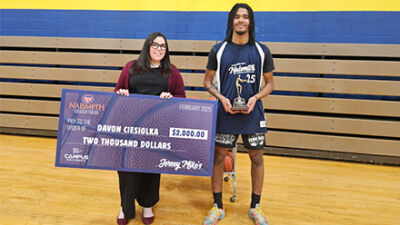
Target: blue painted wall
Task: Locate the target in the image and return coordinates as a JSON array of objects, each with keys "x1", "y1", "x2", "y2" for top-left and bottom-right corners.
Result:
[{"x1": 1, "y1": 9, "x2": 399, "y2": 44}]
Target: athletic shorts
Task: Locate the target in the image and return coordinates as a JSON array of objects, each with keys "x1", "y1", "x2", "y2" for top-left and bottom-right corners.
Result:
[{"x1": 215, "y1": 133, "x2": 265, "y2": 150}]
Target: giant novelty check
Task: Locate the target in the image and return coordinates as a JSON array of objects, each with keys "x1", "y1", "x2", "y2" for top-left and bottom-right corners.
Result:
[{"x1": 55, "y1": 89, "x2": 217, "y2": 176}]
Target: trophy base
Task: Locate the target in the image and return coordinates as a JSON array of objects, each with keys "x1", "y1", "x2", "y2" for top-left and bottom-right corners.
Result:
[
  {"x1": 232, "y1": 97, "x2": 248, "y2": 111},
  {"x1": 231, "y1": 105, "x2": 249, "y2": 111}
]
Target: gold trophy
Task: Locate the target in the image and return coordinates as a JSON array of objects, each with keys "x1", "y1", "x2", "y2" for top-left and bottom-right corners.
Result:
[{"x1": 231, "y1": 75, "x2": 249, "y2": 111}]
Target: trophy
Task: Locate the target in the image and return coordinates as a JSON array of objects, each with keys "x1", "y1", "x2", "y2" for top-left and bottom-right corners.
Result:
[{"x1": 231, "y1": 75, "x2": 249, "y2": 111}]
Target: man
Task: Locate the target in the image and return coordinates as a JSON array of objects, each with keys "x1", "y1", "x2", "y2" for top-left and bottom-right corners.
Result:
[{"x1": 203, "y1": 3, "x2": 274, "y2": 225}]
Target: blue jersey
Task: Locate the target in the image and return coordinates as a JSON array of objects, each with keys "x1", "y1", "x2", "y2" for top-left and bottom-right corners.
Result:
[{"x1": 209, "y1": 41, "x2": 274, "y2": 134}]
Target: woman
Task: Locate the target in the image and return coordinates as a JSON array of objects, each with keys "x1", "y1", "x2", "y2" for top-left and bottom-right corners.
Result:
[{"x1": 114, "y1": 32, "x2": 186, "y2": 225}]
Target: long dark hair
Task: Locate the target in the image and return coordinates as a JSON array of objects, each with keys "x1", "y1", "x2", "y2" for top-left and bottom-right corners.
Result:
[
  {"x1": 130, "y1": 32, "x2": 172, "y2": 77},
  {"x1": 224, "y1": 3, "x2": 255, "y2": 45}
]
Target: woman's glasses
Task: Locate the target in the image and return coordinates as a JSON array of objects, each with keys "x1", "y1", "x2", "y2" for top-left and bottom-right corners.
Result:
[{"x1": 151, "y1": 42, "x2": 167, "y2": 51}]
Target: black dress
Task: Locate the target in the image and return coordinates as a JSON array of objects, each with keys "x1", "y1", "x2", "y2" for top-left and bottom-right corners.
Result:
[{"x1": 118, "y1": 68, "x2": 168, "y2": 219}]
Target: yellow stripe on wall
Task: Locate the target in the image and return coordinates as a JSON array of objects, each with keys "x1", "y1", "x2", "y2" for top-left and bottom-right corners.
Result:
[{"x1": 1, "y1": 0, "x2": 400, "y2": 11}]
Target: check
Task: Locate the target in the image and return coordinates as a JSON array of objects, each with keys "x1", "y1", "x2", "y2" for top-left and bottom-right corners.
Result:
[{"x1": 55, "y1": 89, "x2": 217, "y2": 177}]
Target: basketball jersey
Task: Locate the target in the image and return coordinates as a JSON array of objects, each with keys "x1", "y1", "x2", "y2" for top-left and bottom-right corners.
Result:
[{"x1": 213, "y1": 41, "x2": 268, "y2": 134}]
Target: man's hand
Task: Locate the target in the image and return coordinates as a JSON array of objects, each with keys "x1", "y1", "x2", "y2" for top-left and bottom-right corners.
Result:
[
  {"x1": 220, "y1": 96, "x2": 240, "y2": 114},
  {"x1": 242, "y1": 95, "x2": 257, "y2": 114}
]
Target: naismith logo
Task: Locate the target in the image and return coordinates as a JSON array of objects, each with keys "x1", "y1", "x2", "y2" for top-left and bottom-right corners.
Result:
[
  {"x1": 81, "y1": 94, "x2": 94, "y2": 104},
  {"x1": 69, "y1": 94, "x2": 105, "y2": 111}
]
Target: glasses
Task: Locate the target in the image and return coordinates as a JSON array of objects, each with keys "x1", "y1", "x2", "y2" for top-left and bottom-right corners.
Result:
[{"x1": 151, "y1": 42, "x2": 167, "y2": 51}]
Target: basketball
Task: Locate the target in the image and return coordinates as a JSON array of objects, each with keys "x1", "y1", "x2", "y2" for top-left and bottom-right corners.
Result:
[{"x1": 224, "y1": 151, "x2": 234, "y2": 172}]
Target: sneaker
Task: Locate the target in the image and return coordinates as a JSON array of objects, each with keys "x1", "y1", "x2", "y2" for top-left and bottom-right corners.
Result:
[
  {"x1": 203, "y1": 203, "x2": 225, "y2": 225},
  {"x1": 248, "y1": 204, "x2": 269, "y2": 225}
]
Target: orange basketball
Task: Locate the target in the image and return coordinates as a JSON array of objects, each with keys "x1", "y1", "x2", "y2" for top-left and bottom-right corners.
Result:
[{"x1": 224, "y1": 152, "x2": 234, "y2": 172}]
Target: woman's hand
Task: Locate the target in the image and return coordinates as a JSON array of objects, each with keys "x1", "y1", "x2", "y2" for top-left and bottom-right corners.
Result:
[
  {"x1": 116, "y1": 89, "x2": 129, "y2": 96},
  {"x1": 160, "y1": 92, "x2": 173, "y2": 99}
]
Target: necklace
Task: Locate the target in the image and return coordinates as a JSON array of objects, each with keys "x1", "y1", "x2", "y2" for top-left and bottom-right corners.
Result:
[{"x1": 150, "y1": 63, "x2": 160, "y2": 68}]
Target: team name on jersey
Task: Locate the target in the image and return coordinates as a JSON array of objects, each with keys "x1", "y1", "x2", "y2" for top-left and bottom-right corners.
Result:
[{"x1": 228, "y1": 62, "x2": 256, "y2": 75}]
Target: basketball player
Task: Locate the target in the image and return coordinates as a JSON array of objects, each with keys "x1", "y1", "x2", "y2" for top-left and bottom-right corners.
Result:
[{"x1": 203, "y1": 3, "x2": 274, "y2": 225}]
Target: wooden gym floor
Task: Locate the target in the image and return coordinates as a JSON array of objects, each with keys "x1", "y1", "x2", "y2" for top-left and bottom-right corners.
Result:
[{"x1": 0, "y1": 134, "x2": 399, "y2": 225}]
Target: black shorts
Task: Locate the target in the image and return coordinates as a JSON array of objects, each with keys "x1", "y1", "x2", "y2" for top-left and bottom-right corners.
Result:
[{"x1": 215, "y1": 133, "x2": 265, "y2": 150}]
